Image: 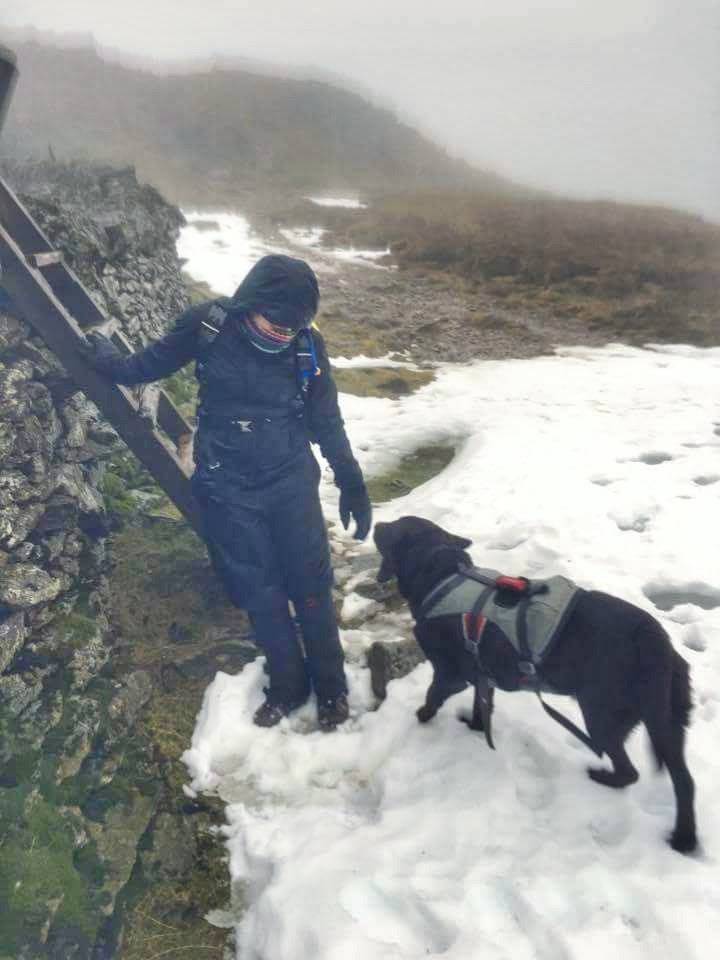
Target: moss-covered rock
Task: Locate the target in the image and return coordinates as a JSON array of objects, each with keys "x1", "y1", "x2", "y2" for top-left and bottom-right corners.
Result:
[
  {"x1": 0, "y1": 792, "x2": 99, "y2": 955},
  {"x1": 0, "y1": 563, "x2": 64, "y2": 609},
  {"x1": 86, "y1": 791, "x2": 157, "y2": 917}
]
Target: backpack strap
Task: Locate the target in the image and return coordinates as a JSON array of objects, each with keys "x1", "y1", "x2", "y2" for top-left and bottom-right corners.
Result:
[
  {"x1": 196, "y1": 304, "x2": 321, "y2": 403},
  {"x1": 295, "y1": 327, "x2": 321, "y2": 395},
  {"x1": 198, "y1": 300, "x2": 230, "y2": 348}
]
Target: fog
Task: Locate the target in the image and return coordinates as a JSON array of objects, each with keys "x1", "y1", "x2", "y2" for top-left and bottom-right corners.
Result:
[{"x1": 2, "y1": 0, "x2": 718, "y2": 218}]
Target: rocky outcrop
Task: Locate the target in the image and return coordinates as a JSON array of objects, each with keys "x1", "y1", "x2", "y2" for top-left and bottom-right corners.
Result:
[{"x1": 0, "y1": 160, "x2": 212, "y2": 958}]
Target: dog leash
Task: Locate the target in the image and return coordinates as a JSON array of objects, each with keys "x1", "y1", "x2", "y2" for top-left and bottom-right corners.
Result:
[{"x1": 535, "y1": 693, "x2": 603, "y2": 757}]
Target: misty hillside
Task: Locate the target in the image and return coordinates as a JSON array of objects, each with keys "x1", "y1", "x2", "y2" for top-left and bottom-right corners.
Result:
[
  {"x1": 0, "y1": 40, "x2": 490, "y2": 204},
  {"x1": 303, "y1": 189, "x2": 720, "y2": 346}
]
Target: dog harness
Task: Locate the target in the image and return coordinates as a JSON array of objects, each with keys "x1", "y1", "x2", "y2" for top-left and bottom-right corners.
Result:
[
  {"x1": 419, "y1": 565, "x2": 582, "y2": 687},
  {"x1": 418, "y1": 565, "x2": 600, "y2": 755}
]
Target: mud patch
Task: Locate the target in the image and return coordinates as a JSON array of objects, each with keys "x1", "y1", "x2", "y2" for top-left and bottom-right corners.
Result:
[
  {"x1": 333, "y1": 366, "x2": 434, "y2": 398},
  {"x1": 366, "y1": 444, "x2": 455, "y2": 502}
]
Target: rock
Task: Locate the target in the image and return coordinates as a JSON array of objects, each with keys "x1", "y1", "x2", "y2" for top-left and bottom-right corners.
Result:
[
  {"x1": 139, "y1": 812, "x2": 196, "y2": 883},
  {"x1": 43, "y1": 532, "x2": 67, "y2": 562},
  {"x1": 0, "y1": 501, "x2": 45, "y2": 549},
  {"x1": 0, "y1": 611, "x2": 26, "y2": 673},
  {"x1": 0, "y1": 563, "x2": 64, "y2": 609},
  {"x1": 55, "y1": 463, "x2": 105, "y2": 516},
  {"x1": 60, "y1": 395, "x2": 89, "y2": 448},
  {"x1": 0, "y1": 421, "x2": 14, "y2": 463},
  {"x1": 341, "y1": 592, "x2": 379, "y2": 624},
  {"x1": 55, "y1": 697, "x2": 103, "y2": 781},
  {"x1": 108, "y1": 670, "x2": 153, "y2": 728},
  {"x1": 56, "y1": 556, "x2": 81, "y2": 577},
  {"x1": 10, "y1": 542, "x2": 35, "y2": 562},
  {"x1": 69, "y1": 624, "x2": 109, "y2": 690},
  {"x1": 0, "y1": 671, "x2": 44, "y2": 716},
  {"x1": 0, "y1": 359, "x2": 34, "y2": 421},
  {"x1": 0, "y1": 159, "x2": 194, "y2": 954},
  {"x1": 355, "y1": 578, "x2": 398, "y2": 603},
  {"x1": 33, "y1": 496, "x2": 79, "y2": 535},
  {"x1": 62, "y1": 534, "x2": 85, "y2": 558},
  {"x1": 16, "y1": 337, "x2": 63, "y2": 378},
  {"x1": 366, "y1": 638, "x2": 426, "y2": 701},
  {"x1": 0, "y1": 312, "x2": 25, "y2": 351},
  {"x1": 86, "y1": 790, "x2": 156, "y2": 916}
]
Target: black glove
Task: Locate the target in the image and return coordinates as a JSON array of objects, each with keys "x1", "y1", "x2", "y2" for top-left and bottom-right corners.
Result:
[
  {"x1": 77, "y1": 331, "x2": 122, "y2": 378},
  {"x1": 339, "y1": 483, "x2": 372, "y2": 541}
]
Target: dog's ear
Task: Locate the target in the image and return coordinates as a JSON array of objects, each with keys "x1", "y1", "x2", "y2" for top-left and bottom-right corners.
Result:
[
  {"x1": 445, "y1": 532, "x2": 473, "y2": 550},
  {"x1": 376, "y1": 554, "x2": 397, "y2": 583}
]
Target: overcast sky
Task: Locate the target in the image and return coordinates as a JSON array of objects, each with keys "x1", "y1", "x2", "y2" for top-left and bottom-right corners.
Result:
[{"x1": 2, "y1": 0, "x2": 719, "y2": 219}]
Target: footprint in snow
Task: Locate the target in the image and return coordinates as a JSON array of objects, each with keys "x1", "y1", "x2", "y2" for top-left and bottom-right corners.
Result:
[
  {"x1": 589, "y1": 807, "x2": 632, "y2": 848},
  {"x1": 692, "y1": 474, "x2": 720, "y2": 486},
  {"x1": 510, "y1": 732, "x2": 559, "y2": 811},
  {"x1": 622, "y1": 451, "x2": 674, "y2": 466},
  {"x1": 590, "y1": 475, "x2": 617, "y2": 486}
]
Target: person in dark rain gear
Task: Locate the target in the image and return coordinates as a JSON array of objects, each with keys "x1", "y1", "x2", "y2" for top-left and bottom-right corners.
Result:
[{"x1": 82, "y1": 255, "x2": 372, "y2": 730}]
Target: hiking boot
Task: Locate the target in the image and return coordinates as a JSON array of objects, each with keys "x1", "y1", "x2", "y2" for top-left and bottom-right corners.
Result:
[
  {"x1": 253, "y1": 692, "x2": 307, "y2": 728},
  {"x1": 317, "y1": 694, "x2": 349, "y2": 732}
]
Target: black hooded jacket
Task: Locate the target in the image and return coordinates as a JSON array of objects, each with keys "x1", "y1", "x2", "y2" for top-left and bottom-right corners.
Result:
[{"x1": 98, "y1": 255, "x2": 363, "y2": 491}]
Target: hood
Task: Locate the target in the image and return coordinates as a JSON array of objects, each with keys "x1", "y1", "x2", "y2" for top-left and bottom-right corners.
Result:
[{"x1": 230, "y1": 254, "x2": 319, "y2": 333}]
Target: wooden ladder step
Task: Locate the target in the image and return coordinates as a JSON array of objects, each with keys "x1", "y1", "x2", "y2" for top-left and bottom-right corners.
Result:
[{"x1": 27, "y1": 251, "x2": 64, "y2": 268}]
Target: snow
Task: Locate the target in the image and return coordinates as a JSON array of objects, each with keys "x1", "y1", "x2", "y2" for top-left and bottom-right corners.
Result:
[
  {"x1": 331, "y1": 354, "x2": 421, "y2": 370},
  {"x1": 179, "y1": 218, "x2": 720, "y2": 958},
  {"x1": 177, "y1": 211, "x2": 270, "y2": 295},
  {"x1": 340, "y1": 591, "x2": 379, "y2": 623},
  {"x1": 279, "y1": 226, "x2": 327, "y2": 248},
  {"x1": 178, "y1": 211, "x2": 390, "y2": 294},
  {"x1": 325, "y1": 244, "x2": 391, "y2": 264},
  {"x1": 281, "y1": 224, "x2": 391, "y2": 266},
  {"x1": 306, "y1": 196, "x2": 368, "y2": 209}
]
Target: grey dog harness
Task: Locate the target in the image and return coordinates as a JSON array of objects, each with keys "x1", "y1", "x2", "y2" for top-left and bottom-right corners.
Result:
[
  {"x1": 418, "y1": 565, "x2": 601, "y2": 755},
  {"x1": 419, "y1": 565, "x2": 581, "y2": 683}
]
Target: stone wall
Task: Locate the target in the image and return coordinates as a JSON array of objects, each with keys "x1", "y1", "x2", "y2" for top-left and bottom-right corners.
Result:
[{"x1": 0, "y1": 161, "x2": 206, "y2": 959}]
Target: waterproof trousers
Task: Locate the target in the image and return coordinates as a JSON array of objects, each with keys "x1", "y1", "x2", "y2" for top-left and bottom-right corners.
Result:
[{"x1": 192, "y1": 449, "x2": 347, "y2": 703}]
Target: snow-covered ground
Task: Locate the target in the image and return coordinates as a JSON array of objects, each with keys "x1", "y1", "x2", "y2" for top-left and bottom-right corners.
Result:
[
  {"x1": 305, "y1": 195, "x2": 368, "y2": 209},
  {"x1": 180, "y1": 222, "x2": 720, "y2": 959},
  {"x1": 177, "y1": 211, "x2": 389, "y2": 293},
  {"x1": 280, "y1": 225, "x2": 391, "y2": 265},
  {"x1": 176, "y1": 212, "x2": 271, "y2": 294}
]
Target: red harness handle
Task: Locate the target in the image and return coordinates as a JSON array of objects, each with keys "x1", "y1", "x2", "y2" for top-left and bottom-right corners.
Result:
[{"x1": 495, "y1": 575, "x2": 529, "y2": 593}]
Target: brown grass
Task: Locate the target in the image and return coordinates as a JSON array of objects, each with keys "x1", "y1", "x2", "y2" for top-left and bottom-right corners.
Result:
[{"x1": 317, "y1": 189, "x2": 720, "y2": 345}]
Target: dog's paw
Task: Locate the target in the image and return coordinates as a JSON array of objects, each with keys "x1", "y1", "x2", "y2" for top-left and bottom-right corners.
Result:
[
  {"x1": 587, "y1": 766, "x2": 639, "y2": 789},
  {"x1": 416, "y1": 704, "x2": 437, "y2": 724},
  {"x1": 668, "y1": 829, "x2": 698, "y2": 855}
]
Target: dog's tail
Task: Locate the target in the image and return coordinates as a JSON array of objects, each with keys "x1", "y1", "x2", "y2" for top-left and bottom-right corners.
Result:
[{"x1": 646, "y1": 647, "x2": 693, "y2": 772}]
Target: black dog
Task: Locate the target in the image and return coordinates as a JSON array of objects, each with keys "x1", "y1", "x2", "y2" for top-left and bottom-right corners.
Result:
[{"x1": 374, "y1": 516, "x2": 697, "y2": 853}]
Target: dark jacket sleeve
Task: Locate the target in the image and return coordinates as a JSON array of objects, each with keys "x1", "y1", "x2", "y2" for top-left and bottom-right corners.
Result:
[
  {"x1": 306, "y1": 332, "x2": 365, "y2": 490},
  {"x1": 98, "y1": 302, "x2": 206, "y2": 385}
]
